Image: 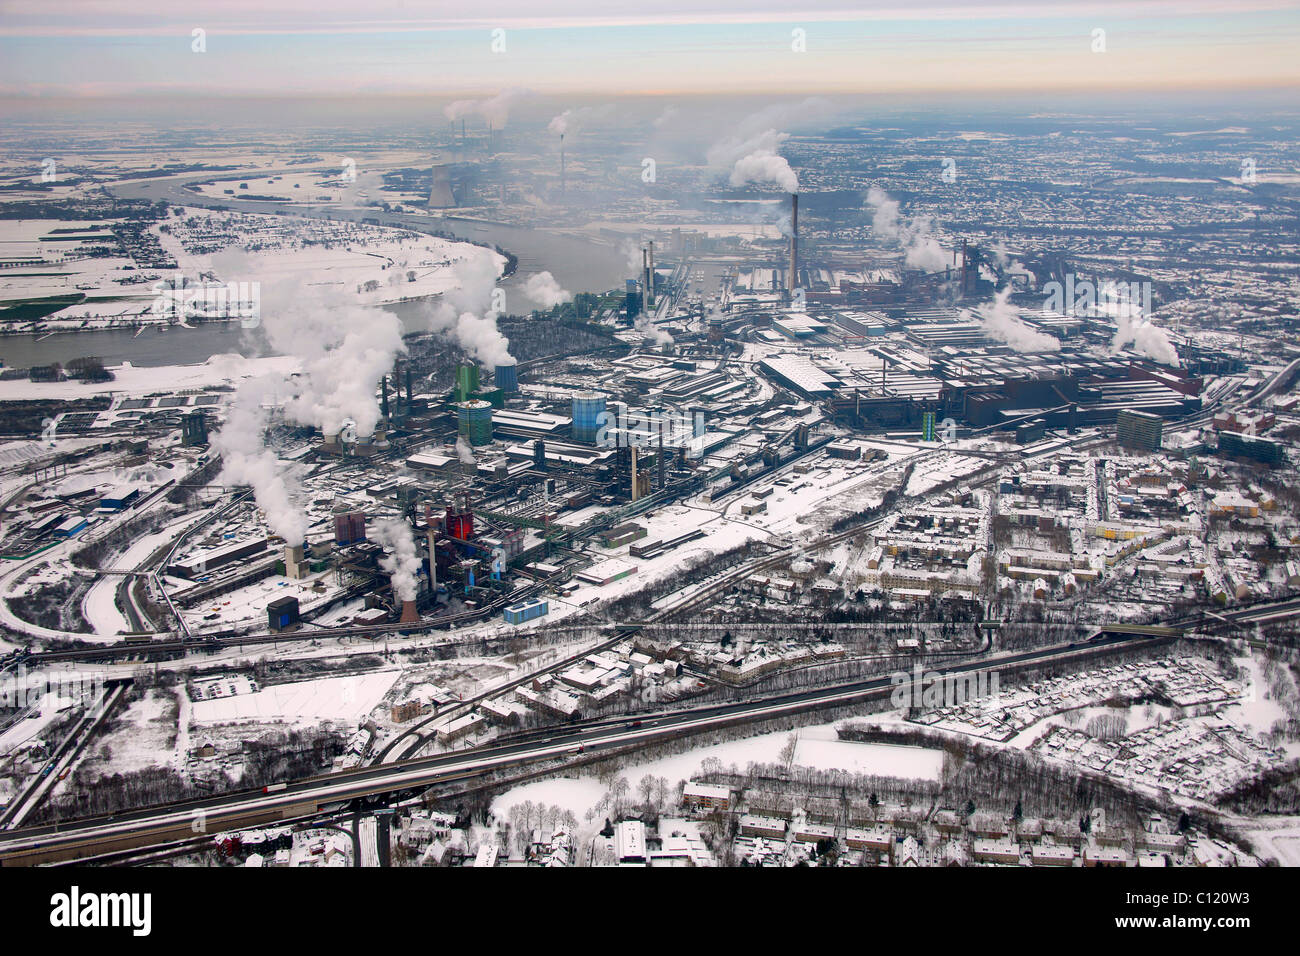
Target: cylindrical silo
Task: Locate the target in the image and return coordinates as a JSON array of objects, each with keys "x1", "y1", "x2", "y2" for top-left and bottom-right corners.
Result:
[
  {"x1": 494, "y1": 361, "x2": 519, "y2": 392},
  {"x1": 571, "y1": 391, "x2": 607, "y2": 444},
  {"x1": 456, "y1": 399, "x2": 494, "y2": 446}
]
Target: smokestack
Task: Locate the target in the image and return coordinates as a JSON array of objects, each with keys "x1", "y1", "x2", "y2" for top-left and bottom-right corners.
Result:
[
  {"x1": 426, "y1": 527, "x2": 438, "y2": 589},
  {"x1": 642, "y1": 247, "x2": 650, "y2": 316},
  {"x1": 657, "y1": 427, "x2": 665, "y2": 491},
  {"x1": 789, "y1": 193, "x2": 799, "y2": 297},
  {"x1": 400, "y1": 600, "x2": 419, "y2": 624},
  {"x1": 405, "y1": 366, "x2": 413, "y2": 407},
  {"x1": 647, "y1": 240, "x2": 655, "y2": 308},
  {"x1": 381, "y1": 376, "x2": 389, "y2": 419}
]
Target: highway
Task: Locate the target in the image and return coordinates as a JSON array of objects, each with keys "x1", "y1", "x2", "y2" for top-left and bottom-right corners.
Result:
[{"x1": 0, "y1": 627, "x2": 1172, "y2": 866}]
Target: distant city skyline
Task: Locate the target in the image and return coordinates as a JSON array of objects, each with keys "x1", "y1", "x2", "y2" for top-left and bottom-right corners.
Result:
[{"x1": 2, "y1": 0, "x2": 1299, "y2": 98}]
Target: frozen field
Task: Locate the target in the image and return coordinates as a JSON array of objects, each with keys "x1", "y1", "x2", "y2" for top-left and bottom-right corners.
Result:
[{"x1": 189, "y1": 670, "x2": 400, "y2": 726}]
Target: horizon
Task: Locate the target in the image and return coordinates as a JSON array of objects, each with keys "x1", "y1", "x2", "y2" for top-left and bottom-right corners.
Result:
[{"x1": 2, "y1": 1, "x2": 1299, "y2": 98}]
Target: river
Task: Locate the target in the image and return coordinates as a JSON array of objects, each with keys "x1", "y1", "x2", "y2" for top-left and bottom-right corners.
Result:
[{"x1": 1, "y1": 175, "x2": 632, "y2": 369}]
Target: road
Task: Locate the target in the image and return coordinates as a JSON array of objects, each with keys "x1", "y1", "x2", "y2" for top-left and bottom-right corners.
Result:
[{"x1": 0, "y1": 628, "x2": 1173, "y2": 866}]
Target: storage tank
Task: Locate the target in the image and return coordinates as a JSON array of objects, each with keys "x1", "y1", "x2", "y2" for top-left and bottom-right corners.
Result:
[
  {"x1": 494, "y1": 361, "x2": 518, "y2": 392},
  {"x1": 456, "y1": 400, "x2": 494, "y2": 446},
  {"x1": 571, "y1": 391, "x2": 607, "y2": 444}
]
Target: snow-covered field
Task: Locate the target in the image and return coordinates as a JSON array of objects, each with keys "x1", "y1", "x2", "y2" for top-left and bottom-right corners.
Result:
[
  {"x1": 189, "y1": 670, "x2": 400, "y2": 726},
  {"x1": 491, "y1": 721, "x2": 945, "y2": 820}
]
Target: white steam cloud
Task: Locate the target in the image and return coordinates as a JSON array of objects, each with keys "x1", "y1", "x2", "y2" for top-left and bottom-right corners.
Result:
[
  {"x1": 420, "y1": 245, "x2": 513, "y2": 368},
  {"x1": 1112, "y1": 314, "x2": 1180, "y2": 367},
  {"x1": 373, "y1": 518, "x2": 423, "y2": 603},
  {"x1": 866, "y1": 187, "x2": 950, "y2": 272},
  {"x1": 455, "y1": 436, "x2": 477, "y2": 465},
  {"x1": 209, "y1": 264, "x2": 409, "y2": 545},
  {"x1": 548, "y1": 104, "x2": 613, "y2": 137},
  {"x1": 709, "y1": 128, "x2": 799, "y2": 192},
  {"x1": 522, "y1": 270, "x2": 572, "y2": 309},
  {"x1": 969, "y1": 289, "x2": 1060, "y2": 353},
  {"x1": 210, "y1": 373, "x2": 309, "y2": 546},
  {"x1": 443, "y1": 88, "x2": 529, "y2": 128}
]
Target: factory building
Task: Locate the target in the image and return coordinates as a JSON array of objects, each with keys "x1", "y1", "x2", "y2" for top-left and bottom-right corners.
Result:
[
  {"x1": 169, "y1": 537, "x2": 269, "y2": 579},
  {"x1": 491, "y1": 408, "x2": 571, "y2": 441},
  {"x1": 181, "y1": 412, "x2": 209, "y2": 447},
  {"x1": 571, "y1": 392, "x2": 608, "y2": 444},
  {"x1": 267, "y1": 596, "x2": 300, "y2": 632},
  {"x1": 456, "y1": 400, "x2": 494, "y2": 446},
  {"x1": 333, "y1": 511, "x2": 367, "y2": 546},
  {"x1": 99, "y1": 485, "x2": 141, "y2": 510},
  {"x1": 503, "y1": 597, "x2": 548, "y2": 625}
]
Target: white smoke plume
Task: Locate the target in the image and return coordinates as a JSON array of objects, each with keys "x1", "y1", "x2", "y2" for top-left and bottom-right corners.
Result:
[
  {"x1": 969, "y1": 289, "x2": 1060, "y2": 353},
  {"x1": 635, "y1": 312, "x2": 674, "y2": 346},
  {"x1": 548, "y1": 104, "x2": 613, "y2": 137},
  {"x1": 729, "y1": 147, "x2": 799, "y2": 193},
  {"x1": 455, "y1": 436, "x2": 477, "y2": 465},
  {"x1": 256, "y1": 281, "x2": 407, "y2": 440},
  {"x1": 1112, "y1": 314, "x2": 1180, "y2": 367},
  {"x1": 708, "y1": 128, "x2": 799, "y2": 192},
  {"x1": 522, "y1": 270, "x2": 572, "y2": 309},
  {"x1": 420, "y1": 245, "x2": 513, "y2": 368},
  {"x1": 653, "y1": 105, "x2": 680, "y2": 129},
  {"x1": 443, "y1": 88, "x2": 529, "y2": 127},
  {"x1": 619, "y1": 237, "x2": 645, "y2": 272},
  {"x1": 866, "y1": 187, "x2": 951, "y2": 272},
  {"x1": 210, "y1": 373, "x2": 309, "y2": 546},
  {"x1": 373, "y1": 518, "x2": 423, "y2": 603}
]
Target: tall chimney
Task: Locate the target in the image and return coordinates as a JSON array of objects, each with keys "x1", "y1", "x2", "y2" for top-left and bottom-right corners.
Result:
[
  {"x1": 789, "y1": 193, "x2": 799, "y2": 296},
  {"x1": 642, "y1": 247, "x2": 650, "y2": 316},
  {"x1": 647, "y1": 240, "x2": 655, "y2": 308},
  {"x1": 426, "y1": 527, "x2": 438, "y2": 590},
  {"x1": 630, "y1": 446, "x2": 640, "y2": 502}
]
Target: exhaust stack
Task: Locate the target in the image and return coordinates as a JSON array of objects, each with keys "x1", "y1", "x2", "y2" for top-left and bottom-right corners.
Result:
[{"x1": 788, "y1": 193, "x2": 799, "y2": 297}]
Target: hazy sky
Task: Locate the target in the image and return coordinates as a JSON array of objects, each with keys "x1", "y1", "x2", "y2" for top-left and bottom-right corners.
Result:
[{"x1": 2, "y1": 1, "x2": 1299, "y2": 97}]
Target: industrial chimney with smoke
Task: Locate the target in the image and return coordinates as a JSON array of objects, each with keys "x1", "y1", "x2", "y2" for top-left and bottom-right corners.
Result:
[{"x1": 788, "y1": 193, "x2": 799, "y2": 297}]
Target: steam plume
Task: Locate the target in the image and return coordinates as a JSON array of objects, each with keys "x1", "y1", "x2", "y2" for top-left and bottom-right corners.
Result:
[
  {"x1": 522, "y1": 271, "x2": 572, "y2": 309},
  {"x1": 373, "y1": 518, "x2": 422, "y2": 602},
  {"x1": 969, "y1": 289, "x2": 1060, "y2": 353}
]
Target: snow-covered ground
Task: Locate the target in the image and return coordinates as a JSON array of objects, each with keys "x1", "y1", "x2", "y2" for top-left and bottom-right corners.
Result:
[
  {"x1": 189, "y1": 670, "x2": 400, "y2": 726},
  {"x1": 491, "y1": 721, "x2": 944, "y2": 820}
]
